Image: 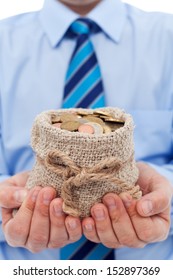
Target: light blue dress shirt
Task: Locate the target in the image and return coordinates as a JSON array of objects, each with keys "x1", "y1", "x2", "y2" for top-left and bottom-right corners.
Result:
[{"x1": 0, "y1": 0, "x2": 173, "y2": 260}]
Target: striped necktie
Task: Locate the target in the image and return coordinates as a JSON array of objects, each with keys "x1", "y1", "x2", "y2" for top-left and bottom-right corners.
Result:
[
  {"x1": 61, "y1": 18, "x2": 114, "y2": 260},
  {"x1": 62, "y1": 18, "x2": 105, "y2": 109}
]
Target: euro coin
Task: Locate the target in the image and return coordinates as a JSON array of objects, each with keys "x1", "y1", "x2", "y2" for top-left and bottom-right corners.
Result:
[
  {"x1": 104, "y1": 117, "x2": 125, "y2": 123},
  {"x1": 60, "y1": 121, "x2": 80, "y2": 131},
  {"x1": 102, "y1": 124, "x2": 112, "y2": 134},
  {"x1": 60, "y1": 113, "x2": 79, "y2": 123},
  {"x1": 85, "y1": 122, "x2": 104, "y2": 135},
  {"x1": 83, "y1": 115, "x2": 104, "y2": 125},
  {"x1": 51, "y1": 110, "x2": 124, "y2": 134},
  {"x1": 78, "y1": 123, "x2": 95, "y2": 134}
]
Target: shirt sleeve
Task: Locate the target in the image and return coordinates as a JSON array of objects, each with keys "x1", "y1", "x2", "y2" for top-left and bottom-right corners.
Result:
[{"x1": 144, "y1": 161, "x2": 173, "y2": 236}]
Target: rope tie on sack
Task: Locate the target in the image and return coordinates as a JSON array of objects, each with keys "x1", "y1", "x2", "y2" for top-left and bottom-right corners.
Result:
[{"x1": 38, "y1": 150, "x2": 141, "y2": 216}]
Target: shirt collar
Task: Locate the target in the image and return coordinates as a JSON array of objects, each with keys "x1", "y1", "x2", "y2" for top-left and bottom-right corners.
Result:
[{"x1": 39, "y1": 0, "x2": 127, "y2": 47}]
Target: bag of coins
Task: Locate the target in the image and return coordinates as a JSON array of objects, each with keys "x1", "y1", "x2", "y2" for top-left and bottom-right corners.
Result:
[{"x1": 26, "y1": 107, "x2": 142, "y2": 218}]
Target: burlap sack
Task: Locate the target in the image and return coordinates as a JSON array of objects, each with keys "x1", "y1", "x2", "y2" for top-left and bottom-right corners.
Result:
[{"x1": 26, "y1": 107, "x2": 142, "y2": 218}]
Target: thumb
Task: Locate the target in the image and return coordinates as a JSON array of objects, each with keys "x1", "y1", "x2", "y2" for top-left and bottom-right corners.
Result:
[
  {"x1": 136, "y1": 162, "x2": 172, "y2": 216},
  {"x1": 136, "y1": 189, "x2": 171, "y2": 217},
  {"x1": 0, "y1": 186, "x2": 28, "y2": 208}
]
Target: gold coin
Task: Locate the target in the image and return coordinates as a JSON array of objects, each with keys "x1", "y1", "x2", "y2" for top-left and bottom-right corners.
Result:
[
  {"x1": 77, "y1": 118, "x2": 88, "y2": 124},
  {"x1": 60, "y1": 121, "x2": 80, "y2": 131},
  {"x1": 94, "y1": 111, "x2": 124, "y2": 123},
  {"x1": 102, "y1": 124, "x2": 112, "y2": 134},
  {"x1": 76, "y1": 110, "x2": 93, "y2": 116},
  {"x1": 83, "y1": 115, "x2": 104, "y2": 125},
  {"x1": 60, "y1": 113, "x2": 79, "y2": 123},
  {"x1": 104, "y1": 117, "x2": 125, "y2": 123},
  {"x1": 93, "y1": 110, "x2": 114, "y2": 117}
]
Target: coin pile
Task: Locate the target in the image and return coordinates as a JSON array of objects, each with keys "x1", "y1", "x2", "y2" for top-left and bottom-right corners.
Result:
[{"x1": 51, "y1": 110, "x2": 125, "y2": 135}]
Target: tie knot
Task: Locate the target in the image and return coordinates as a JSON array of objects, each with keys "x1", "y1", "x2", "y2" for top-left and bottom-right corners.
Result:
[{"x1": 70, "y1": 18, "x2": 94, "y2": 35}]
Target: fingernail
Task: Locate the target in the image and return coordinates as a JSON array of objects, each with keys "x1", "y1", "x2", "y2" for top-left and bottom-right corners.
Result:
[
  {"x1": 53, "y1": 204, "x2": 63, "y2": 216},
  {"x1": 104, "y1": 196, "x2": 116, "y2": 210},
  {"x1": 68, "y1": 220, "x2": 77, "y2": 230},
  {"x1": 32, "y1": 189, "x2": 40, "y2": 202},
  {"x1": 43, "y1": 192, "x2": 54, "y2": 205},
  {"x1": 120, "y1": 193, "x2": 132, "y2": 208},
  {"x1": 14, "y1": 189, "x2": 28, "y2": 203},
  {"x1": 141, "y1": 200, "x2": 153, "y2": 215},
  {"x1": 93, "y1": 208, "x2": 105, "y2": 220},
  {"x1": 84, "y1": 224, "x2": 93, "y2": 231}
]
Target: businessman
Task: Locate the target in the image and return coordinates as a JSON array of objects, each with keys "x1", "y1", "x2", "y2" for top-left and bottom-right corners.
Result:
[{"x1": 0, "y1": 0, "x2": 173, "y2": 259}]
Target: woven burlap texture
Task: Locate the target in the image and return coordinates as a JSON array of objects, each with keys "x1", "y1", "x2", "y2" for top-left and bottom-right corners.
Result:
[{"x1": 26, "y1": 107, "x2": 142, "y2": 218}]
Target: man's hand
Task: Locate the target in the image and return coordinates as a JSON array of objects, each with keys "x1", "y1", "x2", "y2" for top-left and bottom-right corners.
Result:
[
  {"x1": 1, "y1": 162, "x2": 172, "y2": 252},
  {"x1": 82, "y1": 162, "x2": 172, "y2": 248},
  {"x1": 0, "y1": 172, "x2": 29, "y2": 208},
  {"x1": 1, "y1": 173, "x2": 82, "y2": 252}
]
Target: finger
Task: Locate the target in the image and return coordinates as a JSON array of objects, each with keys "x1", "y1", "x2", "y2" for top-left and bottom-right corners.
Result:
[
  {"x1": 120, "y1": 192, "x2": 168, "y2": 243},
  {"x1": 137, "y1": 189, "x2": 171, "y2": 217},
  {"x1": 91, "y1": 203, "x2": 120, "y2": 248},
  {"x1": 2, "y1": 186, "x2": 41, "y2": 247},
  {"x1": 48, "y1": 198, "x2": 69, "y2": 248},
  {"x1": 65, "y1": 215, "x2": 82, "y2": 243},
  {"x1": 136, "y1": 162, "x2": 172, "y2": 216},
  {"x1": 82, "y1": 217, "x2": 100, "y2": 243},
  {"x1": 0, "y1": 186, "x2": 28, "y2": 208},
  {"x1": 103, "y1": 193, "x2": 145, "y2": 248},
  {"x1": 26, "y1": 187, "x2": 56, "y2": 253},
  {"x1": 149, "y1": 211, "x2": 171, "y2": 242},
  {"x1": 9, "y1": 171, "x2": 30, "y2": 187}
]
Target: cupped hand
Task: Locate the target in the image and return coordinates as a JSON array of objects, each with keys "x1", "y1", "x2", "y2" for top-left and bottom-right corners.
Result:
[
  {"x1": 0, "y1": 172, "x2": 29, "y2": 208},
  {"x1": 1, "y1": 173, "x2": 82, "y2": 253},
  {"x1": 82, "y1": 162, "x2": 172, "y2": 248}
]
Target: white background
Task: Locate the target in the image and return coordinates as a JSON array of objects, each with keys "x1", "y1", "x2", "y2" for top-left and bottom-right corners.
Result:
[
  {"x1": 0, "y1": 0, "x2": 173, "y2": 19},
  {"x1": 0, "y1": 260, "x2": 172, "y2": 280}
]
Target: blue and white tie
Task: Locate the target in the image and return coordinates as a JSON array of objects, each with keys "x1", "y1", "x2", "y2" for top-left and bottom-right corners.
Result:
[
  {"x1": 61, "y1": 18, "x2": 114, "y2": 260},
  {"x1": 62, "y1": 18, "x2": 105, "y2": 109}
]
